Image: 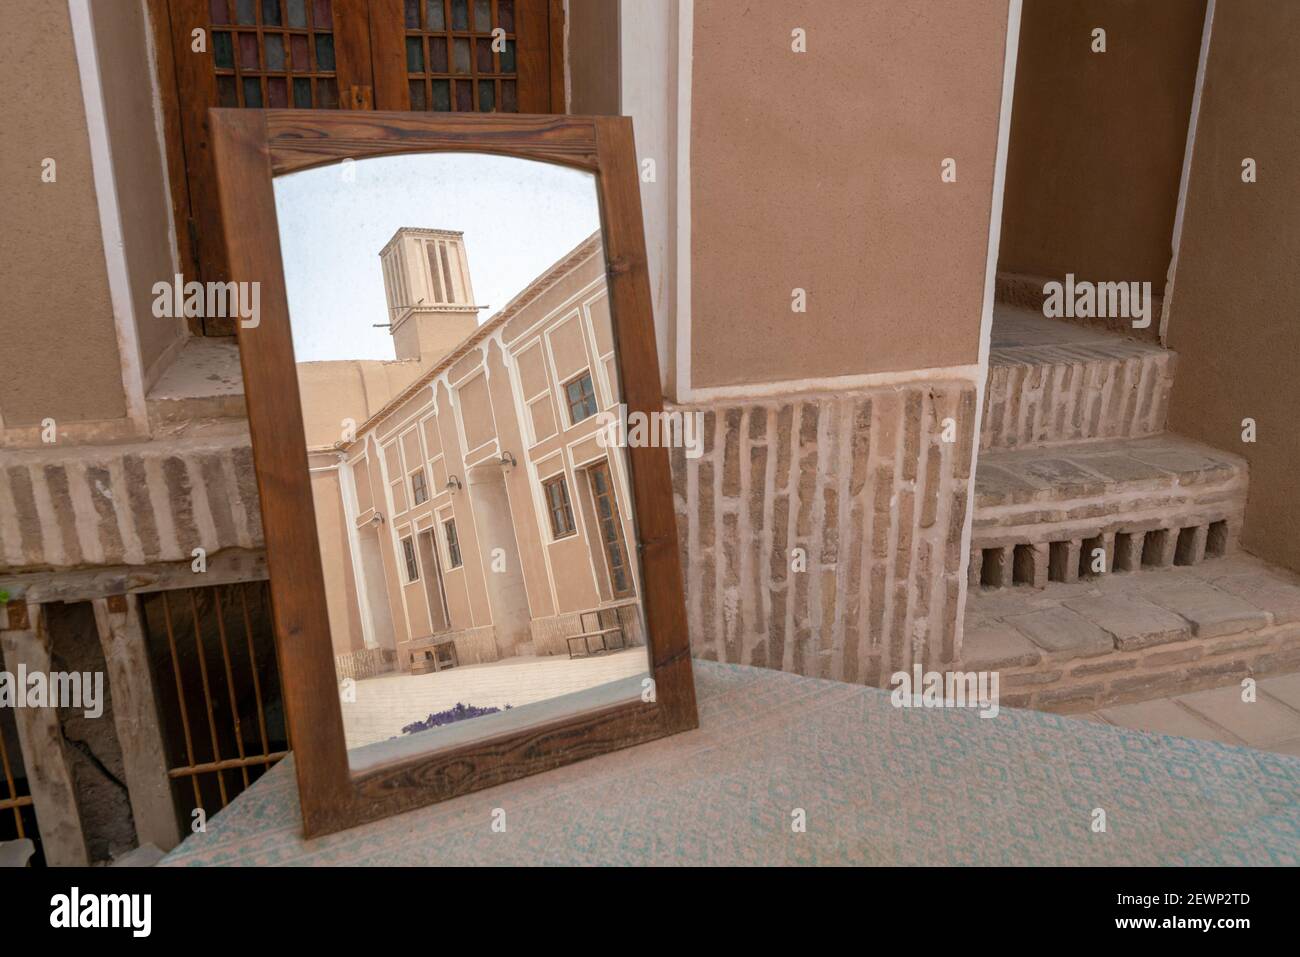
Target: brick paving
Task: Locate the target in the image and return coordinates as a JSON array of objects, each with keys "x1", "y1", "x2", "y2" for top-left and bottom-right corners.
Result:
[{"x1": 1090, "y1": 674, "x2": 1300, "y2": 757}]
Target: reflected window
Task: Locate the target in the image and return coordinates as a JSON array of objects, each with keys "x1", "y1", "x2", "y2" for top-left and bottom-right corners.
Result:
[
  {"x1": 411, "y1": 468, "x2": 429, "y2": 505},
  {"x1": 543, "y1": 475, "x2": 576, "y2": 539},
  {"x1": 443, "y1": 518, "x2": 463, "y2": 568},
  {"x1": 588, "y1": 461, "x2": 633, "y2": 598},
  {"x1": 565, "y1": 372, "x2": 598, "y2": 425},
  {"x1": 401, "y1": 535, "x2": 419, "y2": 582}
]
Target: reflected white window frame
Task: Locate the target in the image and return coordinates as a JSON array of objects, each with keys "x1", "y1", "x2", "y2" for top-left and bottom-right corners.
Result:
[
  {"x1": 410, "y1": 467, "x2": 429, "y2": 505},
  {"x1": 563, "y1": 369, "x2": 598, "y2": 426},
  {"x1": 542, "y1": 471, "x2": 577, "y2": 540},
  {"x1": 442, "y1": 516, "x2": 463, "y2": 569},
  {"x1": 400, "y1": 534, "x2": 419, "y2": 583}
]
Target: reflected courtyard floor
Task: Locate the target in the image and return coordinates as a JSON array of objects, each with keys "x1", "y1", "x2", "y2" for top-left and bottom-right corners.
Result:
[{"x1": 340, "y1": 647, "x2": 650, "y2": 749}]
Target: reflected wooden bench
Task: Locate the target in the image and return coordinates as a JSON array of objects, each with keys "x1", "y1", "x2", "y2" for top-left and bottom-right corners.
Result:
[
  {"x1": 566, "y1": 610, "x2": 626, "y2": 659},
  {"x1": 409, "y1": 634, "x2": 458, "y2": 675}
]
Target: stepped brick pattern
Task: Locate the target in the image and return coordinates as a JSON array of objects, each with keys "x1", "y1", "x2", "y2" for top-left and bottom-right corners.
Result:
[
  {"x1": 668, "y1": 382, "x2": 977, "y2": 684},
  {"x1": 981, "y1": 308, "x2": 1175, "y2": 450},
  {"x1": 971, "y1": 434, "x2": 1248, "y2": 589},
  {"x1": 962, "y1": 553, "x2": 1300, "y2": 712},
  {"x1": 0, "y1": 421, "x2": 261, "y2": 572},
  {"x1": 963, "y1": 308, "x2": 1300, "y2": 715}
]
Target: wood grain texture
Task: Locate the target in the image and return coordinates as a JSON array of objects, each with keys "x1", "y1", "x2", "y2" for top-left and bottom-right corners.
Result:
[
  {"x1": 366, "y1": 0, "x2": 408, "y2": 110},
  {"x1": 332, "y1": 0, "x2": 375, "y2": 106},
  {"x1": 514, "y1": 0, "x2": 552, "y2": 113},
  {"x1": 547, "y1": 0, "x2": 567, "y2": 112},
  {"x1": 210, "y1": 110, "x2": 697, "y2": 838},
  {"x1": 167, "y1": 0, "x2": 232, "y2": 333},
  {"x1": 265, "y1": 110, "x2": 599, "y2": 173},
  {"x1": 152, "y1": 1, "x2": 565, "y2": 338}
]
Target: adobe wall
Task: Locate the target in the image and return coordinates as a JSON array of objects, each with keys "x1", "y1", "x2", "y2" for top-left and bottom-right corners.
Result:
[
  {"x1": 998, "y1": 0, "x2": 1206, "y2": 292},
  {"x1": 670, "y1": 382, "x2": 977, "y2": 680},
  {"x1": 688, "y1": 0, "x2": 1007, "y2": 389},
  {"x1": 0, "y1": 1, "x2": 127, "y2": 431},
  {"x1": 1165, "y1": 0, "x2": 1300, "y2": 575},
  {"x1": 672, "y1": 1, "x2": 1010, "y2": 682}
]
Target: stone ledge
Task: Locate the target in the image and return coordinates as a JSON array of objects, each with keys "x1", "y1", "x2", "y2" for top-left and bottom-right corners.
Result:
[
  {"x1": 0, "y1": 420, "x2": 260, "y2": 573},
  {"x1": 994, "y1": 272, "x2": 1163, "y2": 344},
  {"x1": 963, "y1": 553, "x2": 1300, "y2": 713},
  {"x1": 146, "y1": 337, "x2": 246, "y2": 431},
  {"x1": 983, "y1": 306, "x2": 1174, "y2": 451},
  {"x1": 970, "y1": 622, "x2": 1300, "y2": 714},
  {"x1": 971, "y1": 434, "x2": 1248, "y2": 590}
]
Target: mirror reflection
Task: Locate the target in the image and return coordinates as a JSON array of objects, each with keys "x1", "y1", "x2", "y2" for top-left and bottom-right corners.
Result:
[{"x1": 273, "y1": 153, "x2": 650, "y2": 769}]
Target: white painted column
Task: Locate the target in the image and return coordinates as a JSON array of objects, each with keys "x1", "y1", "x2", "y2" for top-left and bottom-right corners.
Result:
[{"x1": 620, "y1": 0, "x2": 685, "y2": 397}]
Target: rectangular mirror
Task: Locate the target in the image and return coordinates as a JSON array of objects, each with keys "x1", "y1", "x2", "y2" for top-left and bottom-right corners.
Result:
[
  {"x1": 279, "y1": 153, "x2": 651, "y2": 769},
  {"x1": 211, "y1": 112, "x2": 696, "y2": 836}
]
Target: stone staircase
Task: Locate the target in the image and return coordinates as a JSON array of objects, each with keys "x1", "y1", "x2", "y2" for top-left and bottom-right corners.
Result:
[
  {"x1": 960, "y1": 306, "x2": 1300, "y2": 713},
  {"x1": 971, "y1": 307, "x2": 1246, "y2": 586}
]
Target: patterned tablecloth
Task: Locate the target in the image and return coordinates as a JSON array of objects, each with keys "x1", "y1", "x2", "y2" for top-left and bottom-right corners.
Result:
[{"x1": 162, "y1": 660, "x2": 1300, "y2": 866}]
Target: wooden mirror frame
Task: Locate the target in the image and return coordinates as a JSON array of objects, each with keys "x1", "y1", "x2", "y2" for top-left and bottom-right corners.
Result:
[{"x1": 209, "y1": 110, "x2": 698, "y2": 837}]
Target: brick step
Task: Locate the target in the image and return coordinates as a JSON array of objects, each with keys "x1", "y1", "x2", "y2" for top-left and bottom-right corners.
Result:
[
  {"x1": 960, "y1": 552, "x2": 1300, "y2": 714},
  {"x1": 981, "y1": 306, "x2": 1175, "y2": 451},
  {"x1": 971, "y1": 433, "x2": 1248, "y2": 590}
]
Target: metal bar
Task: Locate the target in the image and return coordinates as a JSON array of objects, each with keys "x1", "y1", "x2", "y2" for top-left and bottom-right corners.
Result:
[
  {"x1": 166, "y1": 751, "x2": 289, "y2": 779},
  {"x1": 212, "y1": 586, "x2": 251, "y2": 789},
  {"x1": 187, "y1": 590, "x2": 229, "y2": 807},
  {"x1": 0, "y1": 719, "x2": 27, "y2": 838},
  {"x1": 161, "y1": 590, "x2": 204, "y2": 810},
  {"x1": 239, "y1": 586, "x2": 275, "y2": 758}
]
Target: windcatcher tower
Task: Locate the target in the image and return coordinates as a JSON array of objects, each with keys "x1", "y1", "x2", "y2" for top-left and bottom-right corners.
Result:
[{"x1": 379, "y1": 228, "x2": 482, "y2": 364}]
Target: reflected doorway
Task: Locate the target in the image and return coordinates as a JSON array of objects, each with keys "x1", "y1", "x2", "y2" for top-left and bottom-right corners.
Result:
[{"x1": 417, "y1": 527, "x2": 451, "y2": 633}]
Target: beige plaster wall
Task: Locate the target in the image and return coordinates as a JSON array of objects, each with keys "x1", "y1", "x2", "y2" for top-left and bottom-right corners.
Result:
[
  {"x1": 310, "y1": 462, "x2": 365, "y2": 656},
  {"x1": 1165, "y1": 0, "x2": 1300, "y2": 574},
  {"x1": 297, "y1": 358, "x2": 423, "y2": 448},
  {"x1": 567, "y1": 0, "x2": 620, "y2": 115},
  {"x1": 431, "y1": 378, "x2": 494, "y2": 629},
  {"x1": 0, "y1": 0, "x2": 127, "y2": 428},
  {"x1": 998, "y1": 0, "x2": 1206, "y2": 289},
  {"x1": 484, "y1": 338, "x2": 554, "y2": 622},
  {"x1": 688, "y1": 0, "x2": 1008, "y2": 390},
  {"x1": 90, "y1": 0, "x2": 186, "y2": 386}
]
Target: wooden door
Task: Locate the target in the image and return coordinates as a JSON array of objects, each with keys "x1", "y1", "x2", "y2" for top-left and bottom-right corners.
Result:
[{"x1": 155, "y1": 0, "x2": 564, "y2": 333}]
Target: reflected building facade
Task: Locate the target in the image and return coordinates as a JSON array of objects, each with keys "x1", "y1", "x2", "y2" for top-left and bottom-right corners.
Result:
[{"x1": 300, "y1": 230, "x2": 643, "y2": 681}]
